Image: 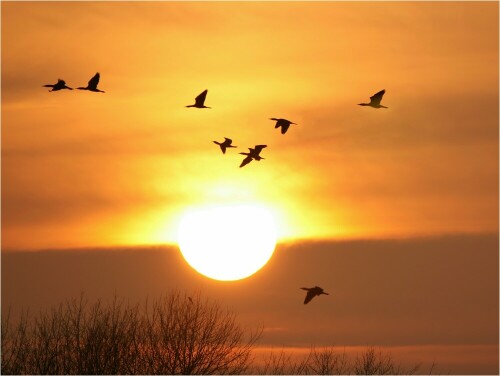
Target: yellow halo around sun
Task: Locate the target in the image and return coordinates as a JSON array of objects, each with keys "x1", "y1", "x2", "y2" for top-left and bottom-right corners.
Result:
[{"x1": 177, "y1": 204, "x2": 277, "y2": 281}]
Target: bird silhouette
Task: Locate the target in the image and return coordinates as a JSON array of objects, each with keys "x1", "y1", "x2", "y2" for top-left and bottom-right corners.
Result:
[
  {"x1": 270, "y1": 118, "x2": 297, "y2": 134},
  {"x1": 186, "y1": 89, "x2": 211, "y2": 108},
  {"x1": 239, "y1": 145, "x2": 267, "y2": 168},
  {"x1": 358, "y1": 89, "x2": 387, "y2": 108},
  {"x1": 77, "y1": 73, "x2": 105, "y2": 93},
  {"x1": 43, "y1": 79, "x2": 73, "y2": 92},
  {"x1": 301, "y1": 286, "x2": 329, "y2": 304},
  {"x1": 213, "y1": 137, "x2": 237, "y2": 154}
]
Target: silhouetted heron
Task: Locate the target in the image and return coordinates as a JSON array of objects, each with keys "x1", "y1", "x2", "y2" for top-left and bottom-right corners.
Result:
[
  {"x1": 270, "y1": 118, "x2": 297, "y2": 134},
  {"x1": 213, "y1": 137, "x2": 237, "y2": 154},
  {"x1": 239, "y1": 145, "x2": 267, "y2": 168},
  {"x1": 186, "y1": 89, "x2": 211, "y2": 108},
  {"x1": 77, "y1": 73, "x2": 105, "y2": 93},
  {"x1": 43, "y1": 79, "x2": 73, "y2": 92},
  {"x1": 301, "y1": 286, "x2": 329, "y2": 304},
  {"x1": 358, "y1": 89, "x2": 387, "y2": 108}
]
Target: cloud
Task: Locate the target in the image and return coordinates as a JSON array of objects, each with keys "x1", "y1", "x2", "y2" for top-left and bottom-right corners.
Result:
[{"x1": 3, "y1": 233, "x2": 498, "y2": 350}]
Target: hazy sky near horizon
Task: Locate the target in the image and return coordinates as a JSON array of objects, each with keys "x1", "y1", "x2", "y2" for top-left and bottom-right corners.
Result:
[{"x1": 2, "y1": 1, "x2": 498, "y2": 250}]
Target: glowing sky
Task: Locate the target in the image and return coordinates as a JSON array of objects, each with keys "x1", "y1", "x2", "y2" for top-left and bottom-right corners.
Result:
[
  {"x1": 2, "y1": 2, "x2": 498, "y2": 249},
  {"x1": 2, "y1": 3, "x2": 499, "y2": 373}
]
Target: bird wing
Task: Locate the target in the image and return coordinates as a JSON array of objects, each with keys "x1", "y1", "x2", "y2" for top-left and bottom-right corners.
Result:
[
  {"x1": 304, "y1": 290, "x2": 316, "y2": 304},
  {"x1": 88, "y1": 73, "x2": 100, "y2": 89},
  {"x1": 253, "y1": 145, "x2": 267, "y2": 153},
  {"x1": 224, "y1": 137, "x2": 232, "y2": 144},
  {"x1": 369, "y1": 90, "x2": 385, "y2": 106},
  {"x1": 195, "y1": 90, "x2": 208, "y2": 106},
  {"x1": 280, "y1": 123, "x2": 290, "y2": 134},
  {"x1": 57, "y1": 79, "x2": 66, "y2": 85},
  {"x1": 239, "y1": 156, "x2": 253, "y2": 168}
]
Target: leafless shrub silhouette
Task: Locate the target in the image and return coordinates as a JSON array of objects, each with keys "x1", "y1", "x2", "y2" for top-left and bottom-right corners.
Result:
[
  {"x1": 353, "y1": 346, "x2": 421, "y2": 375},
  {"x1": 1, "y1": 291, "x2": 261, "y2": 375},
  {"x1": 251, "y1": 345, "x2": 422, "y2": 375},
  {"x1": 256, "y1": 348, "x2": 310, "y2": 375},
  {"x1": 2, "y1": 293, "x2": 429, "y2": 375},
  {"x1": 307, "y1": 346, "x2": 349, "y2": 375},
  {"x1": 1, "y1": 309, "x2": 31, "y2": 375},
  {"x1": 139, "y1": 292, "x2": 262, "y2": 374}
]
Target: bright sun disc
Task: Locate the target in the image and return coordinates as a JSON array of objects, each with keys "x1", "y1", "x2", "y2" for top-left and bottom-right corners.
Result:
[{"x1": 177, "y1": 204, "x2": 277, "y2": 281}]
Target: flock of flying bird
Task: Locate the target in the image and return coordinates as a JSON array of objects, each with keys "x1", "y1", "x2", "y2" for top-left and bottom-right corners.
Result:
[
  {"x1": 43, "y1": 72, "x2": 389, "y2": 304},
  {"x1": 187, "y1": 87, "x2": 387, "y2": 169}
]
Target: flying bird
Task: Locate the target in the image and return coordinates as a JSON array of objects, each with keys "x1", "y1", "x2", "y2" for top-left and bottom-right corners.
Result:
[
  {"x1": 43, "y1": 79, "x2": 73, "y2": 92},
  {"x1": 77, "y1": 72, "x2": 105, "y2": 93},
  {"x1": 270, "y1": 118, "x2": 297, "y2": 134},
  {"x1": 358, "y1": 89, "x2": 387, "y2": 108},
  {"x1": 213, "y1": 137, "x2": 237, "y2": 154},
  {"x1": 186, "y1": 89, "x2": 211, "y2": 108},
  {"x1": 301, "y1": 286, "x2": 329, "y2": 304},
  {"x1": 239, "y1": 145, "x2": 267, "y2": 168}
]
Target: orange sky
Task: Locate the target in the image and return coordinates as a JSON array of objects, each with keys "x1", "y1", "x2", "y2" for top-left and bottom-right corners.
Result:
[{"x1": 2, "y1": 1, "x2": 498, "y2": 250}]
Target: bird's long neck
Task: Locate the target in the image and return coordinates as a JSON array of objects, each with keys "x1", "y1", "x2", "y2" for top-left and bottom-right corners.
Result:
[{"x1": 358, "y1": 103, "x2": 369, "y2": 106}]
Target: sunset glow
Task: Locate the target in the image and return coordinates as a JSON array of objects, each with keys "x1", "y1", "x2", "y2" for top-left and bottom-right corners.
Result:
[{"x1": 2, "y1": 2, "x2": 498, "y2": 373}]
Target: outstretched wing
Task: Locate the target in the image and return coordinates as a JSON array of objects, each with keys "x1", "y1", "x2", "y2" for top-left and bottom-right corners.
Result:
[
  {"x1": 369, "y1": 89, "x2": 385, "y2": 106},
  {"x1": 280, "y1": 123, "x2": 290, "y2": 134},
  {"x1": 88, "y1": 73, "x2": 100, "y2": 90},
  {"x1": 239, "y1": 156, "x2": 253, "y2": 168},
  {"x1": 304, "y1": 290, "x2": 316, "y2": 305},
  {"x1": 224, "y1": 137, "x2": 233, "y2": 144},
  {"x1": 252, "y1": 145, "x2": 267, "y2": 154},
  {"x1": 195, "y1": 89, "x2": 208, "y2": 106}
]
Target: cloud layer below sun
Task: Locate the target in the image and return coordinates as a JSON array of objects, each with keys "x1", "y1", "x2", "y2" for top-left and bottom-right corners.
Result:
[{"x1": 2, "y1": 234, "x2": 498, "y2": 373}]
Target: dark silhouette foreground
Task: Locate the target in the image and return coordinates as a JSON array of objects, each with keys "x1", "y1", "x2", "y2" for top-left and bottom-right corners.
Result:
[{"x1": 1, "y1": 292, "x2": 428, "y2": 375}]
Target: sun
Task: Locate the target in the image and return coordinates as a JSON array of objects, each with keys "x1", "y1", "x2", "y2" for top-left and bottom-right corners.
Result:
[{"x1": 177, "y1": 204, "x2": 277, "y2": 281}]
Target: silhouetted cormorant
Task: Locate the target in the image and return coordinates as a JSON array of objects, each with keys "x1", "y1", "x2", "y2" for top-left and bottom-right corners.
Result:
[
  {"x1": 358, "y1": 90, "x2": 387, "y2": 108},
  {"x1": 43, "y1": 79, "x2": 73, "y2": 92},
  {"x1": 77, "y1": 73, "x2": 105, "y2": 93},
  {"x1": 270, "y1": 118, "x2": 297, "y2": 134},
  {"x1": 301, "y1": 286, "x2": 329, "y2": 304},
  {"x1": 186, "y1": 89, "x2": 211, "y2": 108},
  {"x1": 213, "y1": 137, "x2": 237, "y2": 154},
  {"x1": 239, "y1": 145, "x2": 267, "y2": 168}
]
